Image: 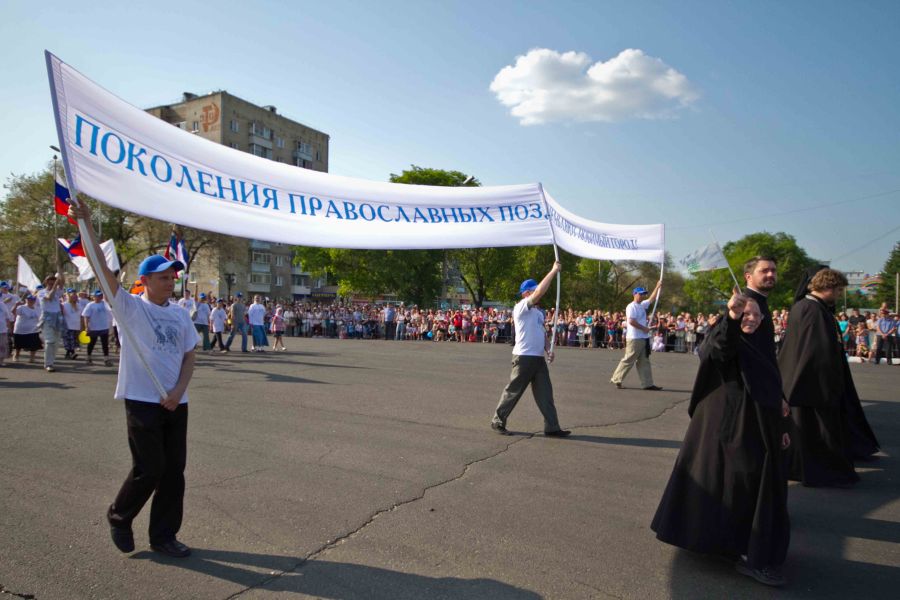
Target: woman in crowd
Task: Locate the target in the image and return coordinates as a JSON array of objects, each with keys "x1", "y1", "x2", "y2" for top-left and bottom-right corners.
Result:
[
  {"x1": 62, "y1": 288, "x2": 83, "y2": 360},
  {"x1": 270, "y1": 306, "x2": 286, "y2": 351},
  {"x1": 12, "y1": 295, "x2": 42, "y2": 363}
]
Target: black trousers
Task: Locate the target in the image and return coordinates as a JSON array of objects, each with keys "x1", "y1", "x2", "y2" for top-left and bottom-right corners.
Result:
[
  {"x1": 108, "y1": 400, "x2": 188, "y2": 544},
  {"x1": 87, "y1": 330, "x2": 109, "y2": 356}
]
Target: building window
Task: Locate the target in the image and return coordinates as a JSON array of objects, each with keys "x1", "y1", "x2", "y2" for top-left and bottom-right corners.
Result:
[
  {"x1": 291, "y1": 274, "x2": 309, "y2": 286},
  {"x1": 316, "y1": 150, "x2": 321, "y2": 161},
  {"x1": 251, "y1": 252, "x2": 272, "y2": 264},
  {"x1": 275, "y1": 255, "x2": 286, "y2": 267},
  {"x1": 192, "y1": 121, "x2": 199, "y2": 132},
  {"x1": 249, "y1": 122, "x2": 272, "y2": 139},
  {"x1": 173, "y1": 122, "x2": 186, "y2": 130},
  {"x1": 230, "y1": 119, "x2": 239, "y2": 132},
  {"x1": 275, "y1": 276, "x2": 284, "y2": 286},
  {"x1": 276, "y1": 136, "x2": 284, "y2": 148},
  {"x1": 249, "y1": 144, "x2": 272, "y2": 159},
  {"x1": 250, "y1": 273, "x2": 271, "y2": 284},
  {"x1": 229, "y1": 142, "x2": 239, "y2": 149}
]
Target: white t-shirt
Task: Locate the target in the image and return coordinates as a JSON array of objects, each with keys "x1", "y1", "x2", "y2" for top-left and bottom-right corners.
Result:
[
  {"x1": 38, "y1": 289, "x2": 62, "y2": 314},
  {"x1": 512, "y1": 297, "x2": 546, "y2": 357},
  {"x1": 248, "y1": 303, "x2": 266, "y2": 326},
  {"x1": 112, "y1": 290, "x2": 200, "y2": 404},
  {"x1": 82, "y1": 301, "x2": 111, "y2": 332},
  {"x1": 625, "y1": 300, "x2": 652, "y2": 340},
  {"x1": 62, "y1": 302, "x2": 83, "y2": 330},
  {"x1": 193, "y1": 301, "x2": 211, "y2": 325},
  {"x1": 210, "y1": 307, "x2": 227, "y2": 333},
  {"x1": 0, "y1": 300, "x2": 12, "y2": 325},
  {"x1": 13, "y1": 305, "x2": 40, "y2": 334},
  {"x1": 178, "y1": 297, "x2": 196, "y2": 315}
]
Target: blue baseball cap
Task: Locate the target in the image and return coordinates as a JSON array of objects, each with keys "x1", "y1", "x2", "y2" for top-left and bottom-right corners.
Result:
[
  {"x1": 25, "y1": 294, "x2": 36, "y2": 300},
  {"x1": 236, "y1": 292, "x2": 243, "y2": 297},
  {"x1": 138, "y1": 254, "x2": 184, "y2": 276},
  {"x1": 66, "y1": 288, "x2": 75, "y2": 293},
  {"x1": 0, "y1": 281, "x2": 8, "y2": 288},
  {"x1": 633, "y1": 287, "x2": 648, "y2": 295},
  {"x1": 93, "y1": 290, "x2": 103, "y2": 296},
  {"x1": 36, "y1": 284, "x2": 44, "y2": 290},
  {"x1": 199, "y1": 293, "x2": 207, "y2": 299},
  {"x1": 519, "y1": 279, "x2": 538, "y2": 295}
]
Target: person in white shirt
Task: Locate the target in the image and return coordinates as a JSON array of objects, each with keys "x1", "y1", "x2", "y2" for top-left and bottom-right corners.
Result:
[
  {"x1": 69, "y1": 201, "x2": 199, "y2": 559},
  {"x1": 491, "y1": 261, "x2": 570, "y2": 437},
  {"x1": 82, "y1": 290, "x2": 113, "y2": 366},
  {"x1": 209, "y1": 298, "x2": 227, "y2": 352},
  {"x1": 192, "y1": 293, "x2": 212, "y2": 351},
  {"x1": 0, "y1": 291, "x2": 13, "y2": 366},
  {"x1": 61, "y1": 288, "x2": 84, "y2": 360},
  {"x1": 12, "y1": 295, "x2": 42, "y2": 363},
  {"x1": 610, "y1": 282, "x2": 663, "y2": 390},
  {"x1": 247, "y1": 295, "x2": 267, "y2": 352},
  {"x1": 37, "y1": 273, "x2": 65, "y2": 372}
]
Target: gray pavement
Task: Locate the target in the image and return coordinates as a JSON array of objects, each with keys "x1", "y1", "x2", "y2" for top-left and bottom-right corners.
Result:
[{"x1": 0, "y1": 339, "x2": 897, "y2": 599}]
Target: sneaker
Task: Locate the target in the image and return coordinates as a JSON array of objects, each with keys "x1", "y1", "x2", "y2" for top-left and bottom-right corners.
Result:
[
  {"x1": 491, "y1": 422, "x2": 511, "y2": 435},
  {"x1": 150, "y1": 538, "x2": 191, "y2": 558},
  {"x1": 46, "y1": 366, "x2": 56, "y2": 372},
  {"x1": 735, "y1": 560, "x2": 786, "y2": 587},
  {"x1": 642, "y1": 385, "x2": 663, "y2": 391},
  {"x1": 86, "y1": 357, "x2": 93, "y2": 365},
  {"x1": 110, "y1": 525, "x2": 135, "y2": 553},
  {"x1": 545, "y1": 429, "x2": 572, "y2": 438}
]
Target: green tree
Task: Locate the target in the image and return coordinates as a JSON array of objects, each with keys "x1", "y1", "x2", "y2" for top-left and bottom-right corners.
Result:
[
  {"x1": 683, "y1": 232, "x2": 819, "y2": 311},
  {"x1": 875, "y1": 242, "x2": 900, "y2": 311}
]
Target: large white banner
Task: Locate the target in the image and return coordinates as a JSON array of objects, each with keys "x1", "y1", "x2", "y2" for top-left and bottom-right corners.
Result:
[{"x1": 46, "y1": 52, "x2": 664, "y2": 262}]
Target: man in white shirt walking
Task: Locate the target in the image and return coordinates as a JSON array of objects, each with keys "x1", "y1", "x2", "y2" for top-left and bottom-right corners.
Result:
[
  {"x1": 491, "y1": 261, "x2": 570, "y2": 437},
  {"x1": 610, "y1": 282, "x2": 663, "y2": 390},
  {"x1": 247, "y1": 295, "x2": 267, "y2": 352}
]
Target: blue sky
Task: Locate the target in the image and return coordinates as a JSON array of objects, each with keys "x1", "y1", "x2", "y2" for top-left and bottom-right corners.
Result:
[{"x1": 2, "y1": 0, "x2": 898, "y2": 274}]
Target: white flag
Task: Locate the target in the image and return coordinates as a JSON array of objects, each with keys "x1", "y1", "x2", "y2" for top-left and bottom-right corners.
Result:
[
  {"x1": 16, "y1": 255, "x2": 42, "y2": 292},
  {"x1": 680, "y1": 243, "x2": 729, "y2": 273},
  {"x1": 60, "y1": 238, "x2": 120, "y2": 281}
]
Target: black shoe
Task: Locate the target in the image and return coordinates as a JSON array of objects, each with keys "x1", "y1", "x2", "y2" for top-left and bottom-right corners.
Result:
[
  {"x1": 642, "y1": 385, "x2": 663, "y2": 391},
  {"x1": 110, "y1": 525, "x2": 134, "y2": 553},
  {"x1": 735, "y1": 560, "x2": 785, "y2": 587},
  {"x1": 151, "y1": 538, "x2": 191, "y2": 558},
  {"x1": 545, "y1": 429, "x2": 572, "y2": 437},
  {"x1": 491, "y1": 422, "x2": 510, "y2": 435}
]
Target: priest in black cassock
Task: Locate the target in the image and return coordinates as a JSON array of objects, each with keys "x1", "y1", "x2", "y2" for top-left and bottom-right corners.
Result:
[
  {"x1": 779, "y1": 267, "x2": 879, "y2": 487},
  {"x1": 651, "y1": 290, "x2": 792, "y2": 587}
]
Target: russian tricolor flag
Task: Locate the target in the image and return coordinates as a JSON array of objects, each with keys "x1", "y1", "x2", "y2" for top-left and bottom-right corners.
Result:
[
  {"x1": 59, "y1": 235, "x2": 86, "y2": 257},
  {"x1": 54, "y1": 180, "x2": 77, "y2": 225},
  {"x1": 164, "y1": 233, "x2": 189, "y2": 277}
]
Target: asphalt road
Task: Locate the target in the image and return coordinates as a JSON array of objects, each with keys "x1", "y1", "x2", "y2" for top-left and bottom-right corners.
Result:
[{"x1": 1, "y1": 339, "x2": 897, "y2": 599}]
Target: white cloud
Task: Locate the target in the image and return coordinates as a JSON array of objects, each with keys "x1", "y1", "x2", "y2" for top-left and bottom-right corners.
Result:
[{"x1": 490, "y1": 48, "x2": 699, "y2": 125}]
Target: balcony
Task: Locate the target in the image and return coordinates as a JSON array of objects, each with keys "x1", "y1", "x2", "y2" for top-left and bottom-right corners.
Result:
[
  {"x1": 249, "y1": 240, "x2": 271, "y2": 249},
  {"x1": 291, "y1": 285, "x2": 311, "y2": 295},
  {"x1": 250, "y1": 262, "x2": 271, "y2": 273},
  {"x1": 291, "y1": 265, "x2": 308, "y2": 274},
  {"x1": 247, "y1": 282, "x2": 271, "y2": 293},
  {"x1": 293, "y1": 148, "x2": 313, "y2": 161}
]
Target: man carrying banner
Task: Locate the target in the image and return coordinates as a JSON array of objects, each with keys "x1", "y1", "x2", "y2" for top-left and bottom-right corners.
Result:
[
  {"x1": 69, "y1": 202, "x2": 200, "y2": 558},
  {"x1": 491, "y1": 261, "x2": 571, "y2": 437},
  {"x1": 610, "y1": 282, "x2": 663, "y2": 390}
]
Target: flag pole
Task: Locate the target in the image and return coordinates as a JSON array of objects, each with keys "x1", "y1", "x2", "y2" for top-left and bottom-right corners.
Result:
[
  {"x1": 539, "y1": 184, "x2": 561, "y2": 360},
  {"x1": 709, "y1": 229, "x2": 742, "y2": 291},
  {"x1": 648, "y1": 225, "x2": 666, "y2": 324}
]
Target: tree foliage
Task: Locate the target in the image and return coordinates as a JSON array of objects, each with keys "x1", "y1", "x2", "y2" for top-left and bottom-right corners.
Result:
[
  {"x1": 682, "y1": 232, "x2": 819, "y2": 311},
  {"x1": 875, "y1": 241, "x2": 900, "y2": 310}
]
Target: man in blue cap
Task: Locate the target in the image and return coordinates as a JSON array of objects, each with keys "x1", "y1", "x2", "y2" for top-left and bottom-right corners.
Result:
[
  {"x1": 69, "y1": 202, "x2": 200, "y2": 558},
  {"x1": 491, "y1": 261, "x2": 570, "y2": 437},
  {"x1": 610, "y1": 282, "x2": 663, "y2": 390}
]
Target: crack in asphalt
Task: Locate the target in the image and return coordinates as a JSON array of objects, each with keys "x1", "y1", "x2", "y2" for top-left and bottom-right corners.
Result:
[
  {"x1": 0, "y1": 585, "x2": 36, "y2": 599},
  {"x1": 225, "y1": 398, "x2": 688, "y2": 598}
]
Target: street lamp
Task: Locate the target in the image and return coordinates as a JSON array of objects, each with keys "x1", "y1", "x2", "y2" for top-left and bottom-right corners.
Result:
[{"x1": 225, "y1": 272, "x2": 236, "y2": 299}]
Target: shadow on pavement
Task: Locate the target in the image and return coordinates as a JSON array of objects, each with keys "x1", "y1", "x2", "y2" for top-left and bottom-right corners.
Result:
[
  {"x1": 218, "y1": 368, "x2": 330, "y2": 385},
  {"x1": 568, "y1": 434, "x2": 681, "y2": 450},
  {"x1": 132, "y1": 549, "x2": 542, "y2": 599},
  {"x1": 1, "y1": 381, "x2": 76, "y2": 390},
  {"x1": 665, "y1": 398, "x2": 900, "y2": 598}
]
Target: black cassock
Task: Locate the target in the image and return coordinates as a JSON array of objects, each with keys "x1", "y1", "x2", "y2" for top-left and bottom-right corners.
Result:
[
  {"x1": 779, "y1": 294, "x2": 879, "y2": 487},
  {"x1": 651, "y1": 317, "x2": 790, "y2": 569}
]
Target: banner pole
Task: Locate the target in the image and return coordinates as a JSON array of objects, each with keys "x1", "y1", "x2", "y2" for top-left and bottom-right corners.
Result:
[
  {"x1": 46, "y1": 51, "x2": 168, "y2": 399},
  {"x1": 709, "y1": 229, "x2": 742, "y2": 291},
  {"x1": 539, "y1": 184, "x2": 561, "y2": 360},
  {"x1": 648, "y1": 225, "x2": 665, "y2": 324}
]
